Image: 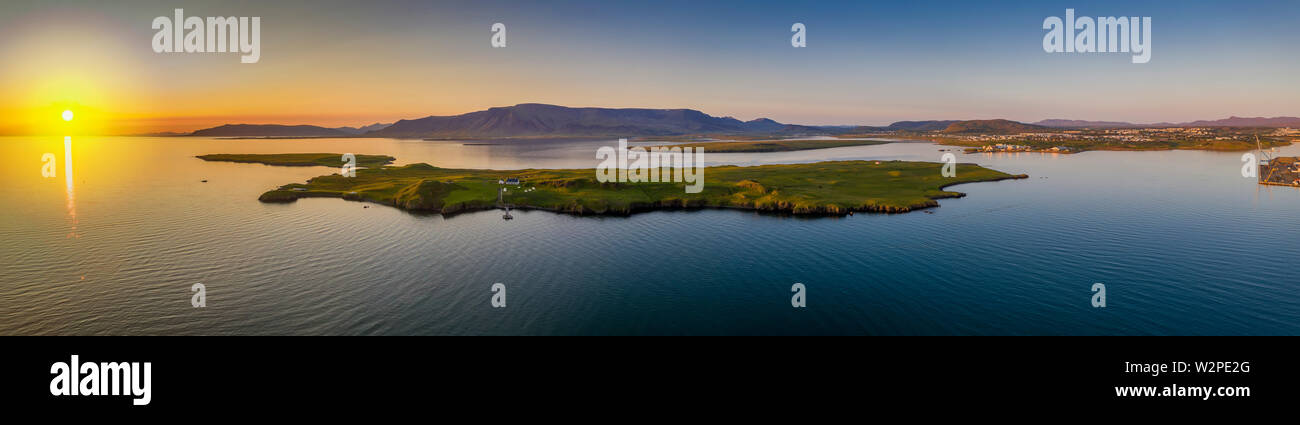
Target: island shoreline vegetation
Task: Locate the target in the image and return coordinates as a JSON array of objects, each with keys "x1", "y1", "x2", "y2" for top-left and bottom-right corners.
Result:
[
  {"x1": 198, "y1": 153, "x2": 1028, "y2": 217},
  {"x1": 645, "y1": 139, "x2": 889, "y2": 153},
  {"x1": 196, "y1": 153, "x2": 395, "y2": 167}
]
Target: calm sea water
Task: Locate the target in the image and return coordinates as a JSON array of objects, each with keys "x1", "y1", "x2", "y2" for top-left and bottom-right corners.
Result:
[{"x1": 1, "y1": 136, "x2": 1297, "y2": 335}]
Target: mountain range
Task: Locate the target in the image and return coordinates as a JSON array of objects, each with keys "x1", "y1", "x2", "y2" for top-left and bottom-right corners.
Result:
[
  {"x1": 874, "y1": 120, "x2": 960, "y2": 131},
  {"x1": 338, "y1": 122, "x2": 394, "y2": 134},
  {"x1": 939, "y1": 119, "x2": 1047, "y2": 134},
  {"x1": 368, "y1": 103, "x2": 818, "y2": 138},
  {"x1": 183, "y1": 104, "x2": 1300, "y2": 138},
  {"x1": 189, "y1": 122, "x2": 391, "y2": 137},
  {"x1": 1034, "y1": 116, "x2": 1300, "y2": 128}
]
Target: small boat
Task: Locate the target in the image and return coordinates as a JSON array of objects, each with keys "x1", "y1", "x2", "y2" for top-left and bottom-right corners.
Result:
[
  {"x1": 200, "y1": 179, "x2": 208, "y2": 183},
  {"x1": 503, "y1": 206, "x2": 513, "y2": 220}
]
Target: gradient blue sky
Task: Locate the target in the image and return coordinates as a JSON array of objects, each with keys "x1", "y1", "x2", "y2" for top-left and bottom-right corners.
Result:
[{"x1": 2, "y1": 0, "x2": 1298, "y2": 132}]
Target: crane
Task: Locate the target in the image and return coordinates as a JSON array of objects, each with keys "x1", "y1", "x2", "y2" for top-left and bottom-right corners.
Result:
[{"x1": 1256, "y1": 134, "x2": 1276, "y2": 184}]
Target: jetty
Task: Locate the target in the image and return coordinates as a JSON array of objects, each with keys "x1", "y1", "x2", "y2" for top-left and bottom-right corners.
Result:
[{"x1": 498, "y1": 186, "x2": 513, "y2": 219}]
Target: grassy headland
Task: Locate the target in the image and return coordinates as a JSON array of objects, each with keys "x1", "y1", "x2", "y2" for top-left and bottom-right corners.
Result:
[
  {"x1": 650, "y1": 139, "x2": 890, "y2": 153},
  {"x1": 209, "y1": 153, "x2": 1027, "y2": 216},
  {"x1": 197, "y1": 153, "x2": 396, "y2": 167}
]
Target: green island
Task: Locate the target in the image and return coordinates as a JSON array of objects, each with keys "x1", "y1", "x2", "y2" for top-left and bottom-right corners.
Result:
[
  {"x1": 201, "y1": 153, "x2": 1026, "y2": 216},
  {"x1": 649, "y1": 139, "x2": 890, "y2": 153},
  {"x1": 196, "y1": 153, "x2": 396, "y2": 167}
]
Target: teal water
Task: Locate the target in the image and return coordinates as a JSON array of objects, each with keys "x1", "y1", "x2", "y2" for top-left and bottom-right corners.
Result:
[{"x1": 1, "y1": 137, "x2": 1297, "y2": 334}]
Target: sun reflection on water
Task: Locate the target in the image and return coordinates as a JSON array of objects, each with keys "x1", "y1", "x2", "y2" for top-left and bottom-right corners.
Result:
[{"x1": 63, "y1": 136, "x2": 77, "y2": 238}]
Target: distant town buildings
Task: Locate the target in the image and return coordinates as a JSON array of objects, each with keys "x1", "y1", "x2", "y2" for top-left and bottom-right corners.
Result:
[
  {"x1": 949, "y1": 127, "x2": 1283, "y2": 147},
  {"x1": 975, "y1": 143, "x2": 1073, "y2": 153}
]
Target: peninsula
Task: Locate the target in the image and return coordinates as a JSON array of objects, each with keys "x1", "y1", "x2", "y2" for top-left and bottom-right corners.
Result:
[{"x1": 200, "y1": 153, "x2": 1027, "y2": 216}]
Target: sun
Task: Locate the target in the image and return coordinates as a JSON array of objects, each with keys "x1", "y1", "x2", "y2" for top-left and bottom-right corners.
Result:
[{"x1": 32, "y1": 104, "x2": 106, "y2": 135}]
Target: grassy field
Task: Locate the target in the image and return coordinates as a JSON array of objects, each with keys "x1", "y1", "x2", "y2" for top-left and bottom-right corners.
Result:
[
  {"x1": 651, "y1": 139, "x2": 889, "y2": 153},
  {"x1": 197, "y1": 153, "x2": 395, "y2": 167},
  {"x1": 225, "y1": 153, "x2": 1026, "y2": 216}
]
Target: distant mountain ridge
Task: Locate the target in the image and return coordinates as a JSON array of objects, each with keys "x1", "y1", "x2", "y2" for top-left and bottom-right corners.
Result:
[
  {"x1": 190, "y1": 124, "x2": 349, "y2": 137},
  {"x1": 368, "y1": 103, "x2": 819, "y2": 138},
  {"x1": 886, "y1": 120, "x2": 960, "y2": 131},
  {"x1": 1036, "y1": 116, "x2": 1300, "y2": 128},
  {"x1": 189, "y1": 122, "x2": 392, "y2": 137},
  {"x1": 186, "y1": 107, "x2": 1300, "y2": 139},
  {"x1": 1034, "y1": 119, "x2": 1142, "y2": 129},
  {"x1": 338, "y1": 122, "x2": 392, "y2": 135},
  {"x1": 941, "y1": 119, "x2": 1047, "y2": 134},
  {"x1": 1167, "y1": 116, "x2": 1300, "y2": 127},
  {"x1": 848, "y1": 120, "x2": 957, "y2": 132}
]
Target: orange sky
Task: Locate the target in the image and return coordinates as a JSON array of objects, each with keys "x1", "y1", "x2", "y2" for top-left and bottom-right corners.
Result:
[{"x1": 3, "y1": 1, "x2": 1299, "y2": 136}]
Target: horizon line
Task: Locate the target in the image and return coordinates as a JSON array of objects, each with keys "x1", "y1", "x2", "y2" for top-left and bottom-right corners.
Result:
[{"x1": 6, "y1": 102, "x2": 1300, "y2": 136}]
